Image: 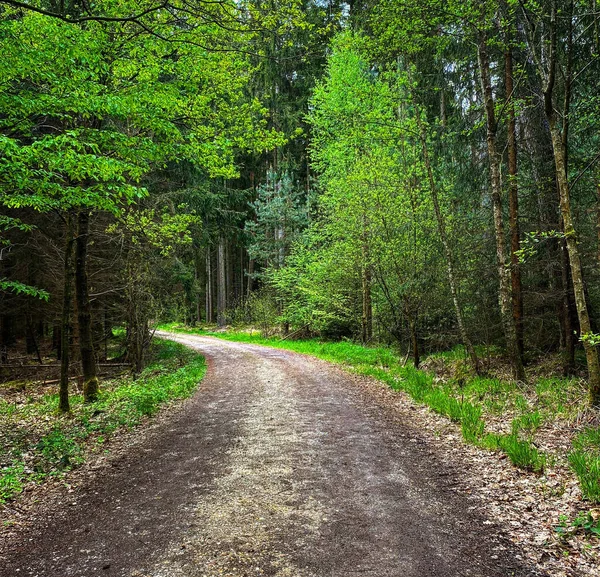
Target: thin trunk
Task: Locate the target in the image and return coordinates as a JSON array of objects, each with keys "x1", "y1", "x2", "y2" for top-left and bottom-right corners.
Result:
[
  {"x1": 26, "y1": 316, "x2": 42, "y2": 363},
  {"x1": 505, "y1": 40, "x2": 524, "y2": 357},
  {"x1": 53, "y1": 324, "x2": 61, "y2": 360},
  {"x1": 195, "y1": 249, "x2": 203, "y2": 324},
  {"x1": 361, "y1": 262, "x2": 372, "y2": 344},
  {"x1": 239, "y1": 246, "x2": 245, "y2": 302},
  {"x1": 217, "y1": 237, "x2": 226, "y2": 326},
  {"x1": 478, "y1": 34, "x2": 525, "y2": 381},
  {"x1": 103, "y1": 306, "x2": 109, "y2": 362},
  {"x1": 206, "y1": 249, "x2": 213, "y2": 323},
  {"x1": 75, "y1": 210, "x2": 98, "y2": 402},
  {"x1": 550, "y1": 123, "x2": 599, "y2": 397},
  {"x1": 59, "y1": 213, "x2": 75, "y2": 413},
  {"x1": 553, "y1": 134, "x2": 598, "y2": 387},
  {"x1": 416, "y1": 113, "x2": 480, "y2": 373},
  {"x1": 594, "y1": 0, "x2": 599, "y2": 54},
  {"x1": 226, "y1": 240, "x2": 234, "y2": 305}
]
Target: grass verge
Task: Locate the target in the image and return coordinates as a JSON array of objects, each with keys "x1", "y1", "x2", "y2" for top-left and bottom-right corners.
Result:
[{"x1": 0, "y1": 338, "x2": 206, "y2": 504}]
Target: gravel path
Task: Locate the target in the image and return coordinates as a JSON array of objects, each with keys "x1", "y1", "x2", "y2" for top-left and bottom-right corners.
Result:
[{"x1": 0, "y1": 333, "x2": 543, "y2": 577}]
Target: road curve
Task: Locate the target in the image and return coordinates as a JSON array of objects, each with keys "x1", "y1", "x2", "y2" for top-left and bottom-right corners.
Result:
[{"x1": 0, "y1": 332, "x2": 542, "y2": 577}]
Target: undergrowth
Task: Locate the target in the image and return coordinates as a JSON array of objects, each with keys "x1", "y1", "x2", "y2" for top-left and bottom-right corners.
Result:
[{"x1": 0, "y1": 339, "x2": 206, "y2": 503}]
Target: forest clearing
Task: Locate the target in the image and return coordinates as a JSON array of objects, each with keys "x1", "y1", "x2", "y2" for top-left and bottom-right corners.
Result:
[{"x1": 2, "y1": 0, "x2": 600, "y2": 575}]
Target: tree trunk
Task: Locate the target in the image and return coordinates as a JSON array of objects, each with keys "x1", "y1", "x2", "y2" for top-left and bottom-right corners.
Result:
[
  {"x1": 596, "y1": 181, "x2": 600, "y2": 267},
  {"x1": 549, "y1": 122, "x2": 600, "y2": 400},
  {"x1": 75, "y1": 210, "x2": 99, "y2": 402},
  {"x1": 195, "y1": 248, "x2": 203, "y2": 324},
  {"x1": 205, "y1": 249, "x2": 213, "y2": 323},
  {"x1": 478, "y1": 34, "x2": 525, "y2": 381},
  {"x1": 26, "y1": 315, "x2": 42, "y2": 363},
  {"x1": 217, "y1": 237, "x2": 226, "y2": 326},
  {"x1": 53, "y1": 324, "x2": 61, "y2": 361},
  {"x1": 542, "y1": 0, "x2": 600, "y2": 403},
  {"x1": 247, "y1": 258, "x2": 255, "y2": 296},
  {"x1": 59, "y1": 213, "x2": 75, "y2": 413},
  {"x1": 505, "y1": 42, "x2": 524, "y2": 357},
  {"x1": 226, "y1": 240, "x2": 234, "y2": 305},
  {"x1": 361, "y1": 262, "x2": 372, "y2": 344}
]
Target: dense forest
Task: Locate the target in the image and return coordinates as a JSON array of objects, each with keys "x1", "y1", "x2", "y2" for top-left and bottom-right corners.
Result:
[{"x1": 2, "y1": 0, "x2": 600, "y2": 410}]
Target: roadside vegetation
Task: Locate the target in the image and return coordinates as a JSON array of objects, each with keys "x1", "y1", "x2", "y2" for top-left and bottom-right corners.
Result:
[{"x1": 0, "y1": 339, "x2": 205, "y2": 504}]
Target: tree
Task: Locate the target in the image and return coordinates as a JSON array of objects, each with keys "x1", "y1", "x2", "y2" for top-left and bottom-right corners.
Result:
[{"x1": 0, "y1": 3, "x2": 277, "y2": 406}]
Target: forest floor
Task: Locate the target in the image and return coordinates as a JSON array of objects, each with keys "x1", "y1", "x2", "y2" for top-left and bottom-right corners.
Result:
[{"x1": 0, "y1": 331, "x2": 583, "y2": 577}]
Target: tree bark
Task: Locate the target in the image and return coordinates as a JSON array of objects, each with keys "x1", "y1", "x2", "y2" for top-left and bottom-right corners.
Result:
[
  {"x1": 477, "y1": 33, "x2": 525, "y2": 381},
  {"x1": 596, "y1": 181, "x2": 600, "y2": 267},
  {"x1": 217, "y1": 237, "x2": 226, "y2": 326},
  {"x1": 59, "y1": 212, "x2": 75, "y2": 413},
  {"x1": 53, "y1": 324, "x2": 61, "y2": 360},
  {"x1": 549, "y1": 122, "x2": 600, "y2": 399},
  {"x1": 559, "y1": 235, "x2": 576, "y2": 373},
  {"x1": 247, "y1": 258, "x2": 255, "y2": 296},
  {"x1": 75, "y1": 210, "x2": 99, "y2": 402},
  {"x1": 205, "y1": 249, "x2": 213, "y2": 323}
]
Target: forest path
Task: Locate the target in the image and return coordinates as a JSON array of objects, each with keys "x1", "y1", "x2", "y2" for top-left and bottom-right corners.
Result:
[{"x1": 1, "y1": 332, "x2": 541, "y2": 577}]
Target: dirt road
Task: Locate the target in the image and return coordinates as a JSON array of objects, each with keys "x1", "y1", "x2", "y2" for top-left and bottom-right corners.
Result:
[{"x1": 0, "y1": 333, "x2": 542, "y2": 577}]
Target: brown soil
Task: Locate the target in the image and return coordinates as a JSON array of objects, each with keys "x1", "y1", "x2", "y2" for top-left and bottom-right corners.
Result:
[{"x1": 0, "y1": 333, "x2": 547, "y2": 576}]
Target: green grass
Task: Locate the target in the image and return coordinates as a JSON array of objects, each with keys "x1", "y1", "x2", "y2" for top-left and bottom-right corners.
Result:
[
  {"x1": 0, "y1": 338, "x2": 206, "y2": 503},
  {"x1": 570, "y1": 427, "x2": 600, "y2": 502}
]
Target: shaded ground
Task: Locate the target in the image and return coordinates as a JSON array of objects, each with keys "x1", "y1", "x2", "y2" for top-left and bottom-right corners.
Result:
[{"x1": 0, "y1": 333, "x2": 543, "y2": 577}]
